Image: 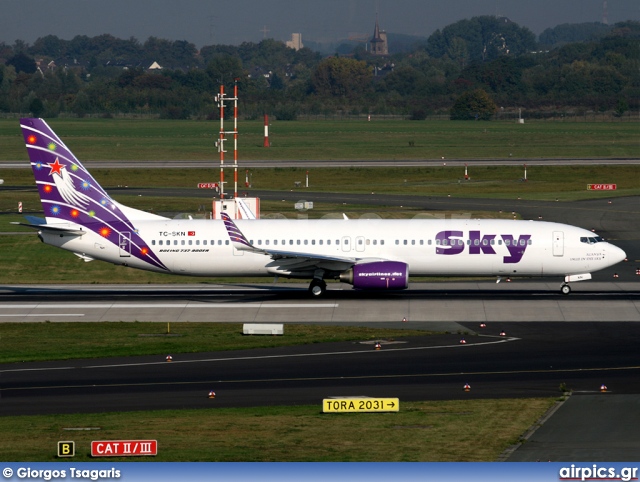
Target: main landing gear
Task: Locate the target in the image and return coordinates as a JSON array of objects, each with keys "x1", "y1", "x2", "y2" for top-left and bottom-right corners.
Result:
[
  {"x1": 308, "y1": 278, "x2": 327, "y2": 297},
  {"x1": 560, "y1": 284, "x2": 571, "y2": 295}
]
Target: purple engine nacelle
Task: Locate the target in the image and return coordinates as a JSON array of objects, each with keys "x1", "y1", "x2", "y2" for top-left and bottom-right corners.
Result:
[{"x1": 339, "y1": 261, "x2": 409, "y2": 290}]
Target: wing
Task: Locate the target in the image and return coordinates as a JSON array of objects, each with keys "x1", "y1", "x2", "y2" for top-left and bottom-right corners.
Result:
[{"x1": 220, "y1": 212, "x2": 371, "y2": 272}]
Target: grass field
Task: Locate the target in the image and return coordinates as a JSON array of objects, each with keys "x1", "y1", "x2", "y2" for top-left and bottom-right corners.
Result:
[
  {"x1": 1, "y1": 118, "x2": 638, "y2": 161},
  {"x1": 0, "y1": 399, "x2": 557, "y2": 462},
  {"x1": 0, "y1": 322, "x2": 436, "y2": 363}
]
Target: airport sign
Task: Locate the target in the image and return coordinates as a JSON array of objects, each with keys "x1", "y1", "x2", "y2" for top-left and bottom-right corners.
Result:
[
  {"x1": 323, "y1": 398, "x2": 399, "y2": 413},
  {"x1": 91, "y1": 440, "x2": 157, "y2": 457},
  {"x1": 587, "y1": 184, "x2": 616, "y2": 190}
]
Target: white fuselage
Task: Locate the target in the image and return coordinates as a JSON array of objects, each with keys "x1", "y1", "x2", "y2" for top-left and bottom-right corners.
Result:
[{"x1": 40, "y1": 218, "x2": 626, "y2": 280}]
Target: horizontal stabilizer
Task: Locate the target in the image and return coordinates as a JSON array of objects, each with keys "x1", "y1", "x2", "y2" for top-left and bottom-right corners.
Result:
[{"x1": 11, "y1": 221, "x2": 86, "y2": 236}]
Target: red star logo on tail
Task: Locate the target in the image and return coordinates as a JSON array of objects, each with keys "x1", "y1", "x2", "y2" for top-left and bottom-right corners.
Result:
[{"x1": 47, "y1": 158, "x2": 64, "y2": 176}]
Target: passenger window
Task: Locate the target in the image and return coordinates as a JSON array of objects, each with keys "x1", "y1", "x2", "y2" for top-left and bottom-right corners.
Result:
[
  {"x1": 159, "y1": 240, "x2": 163, "y2": 246},
  {"x1": 152, "y1": 240, "x2": 156, "y2": 245},
  {"x1": 181, "y1": 240, "x2": 185, "y2": 245}
]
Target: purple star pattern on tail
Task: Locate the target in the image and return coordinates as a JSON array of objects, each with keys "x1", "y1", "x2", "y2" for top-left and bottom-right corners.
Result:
[{"x1": 20, "y1": 118, "x2": 168, "y2": 271}]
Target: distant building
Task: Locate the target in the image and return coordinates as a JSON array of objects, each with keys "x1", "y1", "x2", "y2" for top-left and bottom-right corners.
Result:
[
  {"x1": 370, "y1": 16, "x2": 388, "y2": 55},
  {"x1": 286, "y1": 33, "x2": 303, "y2": 51}
]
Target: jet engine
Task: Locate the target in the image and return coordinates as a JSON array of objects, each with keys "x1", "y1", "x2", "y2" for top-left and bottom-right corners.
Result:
[{"x1": 339, "y1": 261, "x2": 409, "y2": 290}]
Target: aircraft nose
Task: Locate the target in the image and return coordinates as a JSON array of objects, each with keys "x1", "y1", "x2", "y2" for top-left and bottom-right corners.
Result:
[{"x1": 608, "y1": 244, "x2": 626, "y2": 264}]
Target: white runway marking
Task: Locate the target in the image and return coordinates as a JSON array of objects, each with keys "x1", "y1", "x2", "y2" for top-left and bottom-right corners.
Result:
[
  {"x1": 0, "y1": 303, "x2": 338, "y2": 309},
  {"x1": 0, "y1": 336, "x2": 517, "y2": 374},
  {"x1": 0, "y1": 314, "x2": 84, "y2": 317}
]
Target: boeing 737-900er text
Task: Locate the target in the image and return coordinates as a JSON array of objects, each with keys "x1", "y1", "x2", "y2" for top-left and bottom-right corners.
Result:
[{"x1": 16, "y1": 118, "x2": 626, "y2": 296}]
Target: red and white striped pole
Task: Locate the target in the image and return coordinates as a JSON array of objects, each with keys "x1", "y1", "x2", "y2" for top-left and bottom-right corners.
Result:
[
  {"x1": 263, "y1": 114, "x2": 270, "y2": 147},
  {"x1": 219, "y1": 84, "x2": 225, "y2": 199},
  {"x1": 233, "y1": 80, "x2": 238, "y2": 199}
]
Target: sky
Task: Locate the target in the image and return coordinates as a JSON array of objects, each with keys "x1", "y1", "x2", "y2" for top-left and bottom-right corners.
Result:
[{"x1": 1, "y1": 0, "x2": 638, "y2": 48}]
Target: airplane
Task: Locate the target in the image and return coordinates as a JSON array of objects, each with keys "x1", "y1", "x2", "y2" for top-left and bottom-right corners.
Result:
[{"x1": 17, "y1": 118, "x2": 626, "y2": 297}]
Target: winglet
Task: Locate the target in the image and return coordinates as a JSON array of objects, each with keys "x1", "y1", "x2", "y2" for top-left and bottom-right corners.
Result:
[{"x1": 221, "y1": 212, "x2": 262, "y2": 253}]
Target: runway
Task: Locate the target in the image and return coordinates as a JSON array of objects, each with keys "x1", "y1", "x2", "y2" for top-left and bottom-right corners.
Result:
[
  {"x1": 1, "y1": 282, "x2": 640, "y2": 323},
  {"x1": 3, "y1": 321, "x2": 640, "y2": 419}
]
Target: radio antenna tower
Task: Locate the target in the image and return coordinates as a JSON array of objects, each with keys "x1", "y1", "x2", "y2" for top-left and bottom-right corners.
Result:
[{"x1": 602, "y1": 0, "x2": 609, "y2": 25}]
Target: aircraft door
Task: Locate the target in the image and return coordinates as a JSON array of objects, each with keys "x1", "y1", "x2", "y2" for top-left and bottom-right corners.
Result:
[
  {"x1": 553, "y1": 231, "x2": 564, "y2": 257},
  {"x1": 119, "y1": 232, "x2": 131, "y2": 257},
  {"x1": 355, "y1": 236, "x2": 365, "y2": 252},
  {"x1": 341, "y1": 236, "x2": 351, "y2": 252}
]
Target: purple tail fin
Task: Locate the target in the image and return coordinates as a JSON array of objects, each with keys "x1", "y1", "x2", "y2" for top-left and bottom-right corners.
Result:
[
  {"x1": 21, "y1": 118, "x2": 123, "y2": 225},
  {"x1": 20, "y1": 118, "x2": 168, "y2": 271}
]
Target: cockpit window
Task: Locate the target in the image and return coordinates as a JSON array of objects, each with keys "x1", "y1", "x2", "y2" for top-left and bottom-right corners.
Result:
[{"x1": 580, "y1": 236, "x2": 603, "y2": 244}]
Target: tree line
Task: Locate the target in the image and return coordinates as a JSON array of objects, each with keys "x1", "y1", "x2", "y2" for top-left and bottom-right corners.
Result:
[{"x1": 0, "y1": 17, "x2": 637, "y2": 120}]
